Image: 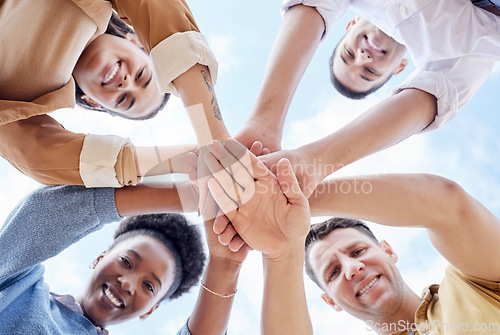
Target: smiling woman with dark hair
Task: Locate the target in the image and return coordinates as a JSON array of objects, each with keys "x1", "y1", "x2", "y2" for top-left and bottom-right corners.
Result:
[
  {"x1": 0, "y1": 184, "x2": 206, "y2": 334},
  {"x1": 0, "y1": 0, "x2": 231, "y2": 188}
]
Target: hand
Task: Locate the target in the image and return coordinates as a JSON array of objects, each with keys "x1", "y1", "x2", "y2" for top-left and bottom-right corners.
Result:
[
  {"x1": 204, "y1": 140, "x2": 311, "y2": 259},
  {"x1": 259, "y1": 147, "x2": 328, "y2": 199},
  {"x1": 204, "y1": 216, "x2": 250, "y2": 265},
  {"x1": 235, "y1": 122, "x2": 282, "y2": 153}
]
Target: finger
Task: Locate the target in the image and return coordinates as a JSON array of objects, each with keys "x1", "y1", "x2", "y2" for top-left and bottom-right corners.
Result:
[
  {"x1": 202, "y1": 191, "x2": 220, "y2": 221},
  {"x1": 228, "y1": 234, "x2": 246, "y2": 252},
  {"x1": 276, "y1": 158, "x2": 308, "y2": 206},
  {"x1": 223, "y1": 139, "x2": 271, "y2": 180},
  {"x1": 207, "y1": 178, "x2": 238, "y2": 219},
  {"x1": 249, "y1": 141, "x2": 263, "y2": 156},
  {"x1": 213, "y1": 212, "x2": 230, "y2": 235},
  {"x1": 262, "y1": 147, "x2": 271, "y2": 155},
  {"x1": 218, "y1": 223, "x2": 238, "y2": 246},
  {"x1": 204, "y1": 147, "x2": 249, "y2": 208}
]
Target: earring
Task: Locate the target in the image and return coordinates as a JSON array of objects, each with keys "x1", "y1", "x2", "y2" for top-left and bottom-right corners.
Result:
[{"x1": 90, "y1": 254, "x2": 105, "y2": 269}]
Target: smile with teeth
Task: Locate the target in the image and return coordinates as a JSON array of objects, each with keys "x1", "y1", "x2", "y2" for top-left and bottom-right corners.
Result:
[
  {"x1": 365, "y1": 37, "x2": 385, "y2": 54},
  {"x1": 102, "y1": 62, "x2": 120, "y2": 85},
  {"x1": 357, "y1": 276, "x2": 380, "y2": 297},
  {"x1": 104, "y1": 286, "x2": 124, "y2": 308}
]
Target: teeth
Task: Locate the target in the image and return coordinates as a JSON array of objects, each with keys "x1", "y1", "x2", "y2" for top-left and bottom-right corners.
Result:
[
  {"x1": 358, "y1": 277, "x2": 379, "y2": 296},
  {"x1": 367, "y1": 38, "x2": 383, "y2": 52},
  {"x1": 104, "y1": 287, "x2": 123, "y2": 308},
  {"x1": 103, "y1": 62, "x2": 119, "y2": 84}
]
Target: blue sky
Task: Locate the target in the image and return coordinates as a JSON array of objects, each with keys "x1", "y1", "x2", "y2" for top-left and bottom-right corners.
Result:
[{"x1": 1, "y1": 1, "x2": 500, "y2": 334}]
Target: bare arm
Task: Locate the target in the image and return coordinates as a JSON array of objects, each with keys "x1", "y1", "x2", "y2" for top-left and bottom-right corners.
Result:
[
  {"x1": 134, "y1": 144, "x2": 197, "y2": 176},
  {"x1": 187, "y1": 218, "x2": 248, "y2": 335},
  {"x1": 174, "y1": 63, "x2": 230, "y2": 145},
  {"x1": 261, "y1": 88, "x2": 438, "y2": 197},
  {"x1": 204, "y1": 140, "x2": 313, "y2": 335},
  {"x1": 115, "y1": 181, "x2": 198, "y2": 216},
  {"x1": 309, "y1": 173, "x2": 500, "y2": 281},
  {"x1": 236, "y1": 5, "x2": 324, "y2": 151}
]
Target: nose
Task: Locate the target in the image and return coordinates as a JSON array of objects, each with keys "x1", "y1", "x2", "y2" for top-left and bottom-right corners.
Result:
[
  {"x1": 118, "y1": 275, "x2": 136, "y2": 295},
  {"x1": 117, "y1": 74, "x2": 130, "y2": 89},
  {"x1": 354, "y1": 49, "x2": 372, "y2": 65},
  {"x1": 344, "y1": 259, "x2": 365, "y2": 280}
]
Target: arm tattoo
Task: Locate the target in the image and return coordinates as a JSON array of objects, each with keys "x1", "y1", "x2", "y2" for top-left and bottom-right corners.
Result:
[{"x1": 201, "y1": 70, "x2": 223, "y2": 121}]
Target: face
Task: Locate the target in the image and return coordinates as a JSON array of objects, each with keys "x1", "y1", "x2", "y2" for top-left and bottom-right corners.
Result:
[
  {"x1": 332, "y1": 17, "x2": 408, "y2": 93},
  {"x1": 308, "y1": 228, "x2": 405, "y2": 322},
  {"x1": 73, "y1": 34, "x2": 163, "y2": 119},
  {"x1": 80, "y1": 235, "x2": 176, "y2": 327}
]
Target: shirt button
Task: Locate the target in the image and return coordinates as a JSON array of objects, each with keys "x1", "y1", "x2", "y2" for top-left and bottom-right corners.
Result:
[{"x1": 400, "y1": 4, "x2": 407, "y2": 13}]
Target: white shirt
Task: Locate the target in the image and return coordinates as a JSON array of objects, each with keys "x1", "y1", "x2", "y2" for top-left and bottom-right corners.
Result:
[{"x1": 282, "y1": 0, "x2": 500, "y2": 130}]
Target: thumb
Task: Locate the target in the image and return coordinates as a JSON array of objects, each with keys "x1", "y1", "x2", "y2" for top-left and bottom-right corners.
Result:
[{"x1": 276, "y1": 158, "x2": 307, "y2": 205}]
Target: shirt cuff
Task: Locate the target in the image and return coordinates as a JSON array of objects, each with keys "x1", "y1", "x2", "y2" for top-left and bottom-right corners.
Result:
[
  {"x1": 80, "y1": 134, "x2": 134, "y2": 187},
  {"x1": 151, "y1": 31, "x2": 219, "y2": 95},
  {"x1": 280, "y1": 0, "x2": 348, "y2": 39},
  {"x1": 392, "y1": 69, "x2": 459, "y2": 133}
]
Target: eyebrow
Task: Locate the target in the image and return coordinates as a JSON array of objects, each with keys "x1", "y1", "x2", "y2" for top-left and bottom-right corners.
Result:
[
  {"x1": 128, "y1": 250, "x2": 163, "y2": 289},
  {"x1": 340, "y1": 54, "x2": 376, "y2": 82}
]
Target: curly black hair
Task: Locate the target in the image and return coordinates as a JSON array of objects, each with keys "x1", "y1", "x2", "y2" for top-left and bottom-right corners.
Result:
[
  {"x1": 74, "y1": 11, "x2": 170, "y2": 120},
  {"x1": 111, "y1": 213, "x2": 206, "y2": 301}
]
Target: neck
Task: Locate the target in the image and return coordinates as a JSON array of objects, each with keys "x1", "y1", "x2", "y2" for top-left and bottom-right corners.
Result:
[
  {"x1": 373, "y1": 285, "x2": 422, "y2": 335},
  {"x1": 75, "y1": 294, "x2": 105, "y2": 329}
]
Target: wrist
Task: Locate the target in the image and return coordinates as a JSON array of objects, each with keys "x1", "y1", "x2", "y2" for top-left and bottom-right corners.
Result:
[
  {"x1": 262, "y1": 240, "x2": 305, "y2": 264},
  {"x1": 207, "y1": 255, "x2": 243, "y2": 274}
]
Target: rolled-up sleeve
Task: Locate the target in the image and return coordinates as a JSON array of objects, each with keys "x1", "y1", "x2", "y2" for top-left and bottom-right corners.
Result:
[
  {"x1": 393, "y1": 55, "x2": 494, "y2": 132},
  {"x1": 80, "y1": 134, "x2": 139, "y2": 187},
  {"x1": 280, "y1": 0, "x2": 350, "y2": 38},
  {"x1": 0, "y1": 114, "x2": 139, "y2": 187},
  {"x1": 112, "y1": 0, "x2": 218, "y2": 94}
]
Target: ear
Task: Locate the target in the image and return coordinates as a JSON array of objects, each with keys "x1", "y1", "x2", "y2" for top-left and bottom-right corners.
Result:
[
  {"x1": 81, "y1": 94, "x2": 101, "y2": 108},
  {"x1": 379, "y1": 240, "x2": 398, "y2": 264},
  {"x1": 321, "y1": 293, "x2": 343, "y2": 312},
  {"x1": 139, "y1": 305, "x2": 159, "y2": 320},
  {"x1": 392, "y1": 58, "x2": 409, "y2": 75},
  {"x1": 346, "y1": 16, "x2": 360, "y2": 31},
  {"x1": 124, "y1": 33, "x2": 142, "y2": 48},
  {"x1": 90, "y1": 251, "x2": 107, "y2": 269}
]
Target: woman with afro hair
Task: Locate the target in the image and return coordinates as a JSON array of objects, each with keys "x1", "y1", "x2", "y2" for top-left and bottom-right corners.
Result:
[{"x1": 0, "y1": 181, "x2": 244, "y2": 334}]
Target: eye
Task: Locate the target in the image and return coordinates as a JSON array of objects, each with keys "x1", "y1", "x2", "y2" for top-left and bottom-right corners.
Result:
[
  {"x1": 144, "y1": 282, "x2": 155, "y2": 294},
  {"x1": 345, "y1": 47, "x2": 354, "y2": 58},
  {"x1": 136, "y1": 68, "x2": 145, "y2": 81},
  {"x1": 352, "y1": 248, "x2": 366, "y2": 257},
  {"x1": 365, "y1": 68, "x2": 377, "y2": 75},
  {"x1": 120, "y1": 257, "x2": 131, "y2": 269},
  {"x1": 116, "y1": 93, "x2": 126, "y2": 107},
  {"x1": 328, "y1": 266, "x2": 340, "y2": 281}
]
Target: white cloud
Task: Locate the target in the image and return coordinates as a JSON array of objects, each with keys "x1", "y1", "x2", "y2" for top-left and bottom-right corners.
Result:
[{"x1": 209, "y1": 34, "x2": 240, "y2": 74}]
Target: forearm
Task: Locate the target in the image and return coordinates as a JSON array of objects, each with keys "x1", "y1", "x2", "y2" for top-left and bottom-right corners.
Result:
[
  {"x1": 302, "y1": 89, "x2": 437, "y2": 179},
  {"x1": 187, "y1": 256, "x2": 241, "y2": 335},
  {"x1": 134, "y1": 144, "x2": 197, "y2": 176},
  {"x1": 262, "y1": 245, "x2": 312, "y2": 335},
  {"x1": 115, "y1": 182, "x2": 198, "y2": 216},
  {"x1": 174, "y1": 63, "x2": 230, "y2": 145},
  {"x1": 310, "y1": 174, "x2": 459, "y2": 229},
  {"x1": 246, "y1": 5, "x2": 324, "y2": 135}
]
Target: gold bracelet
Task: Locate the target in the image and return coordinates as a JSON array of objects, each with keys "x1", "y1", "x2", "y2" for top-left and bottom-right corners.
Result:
[{"x1": 200, "y1": 280, "x2": 237, "y2": 298}]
